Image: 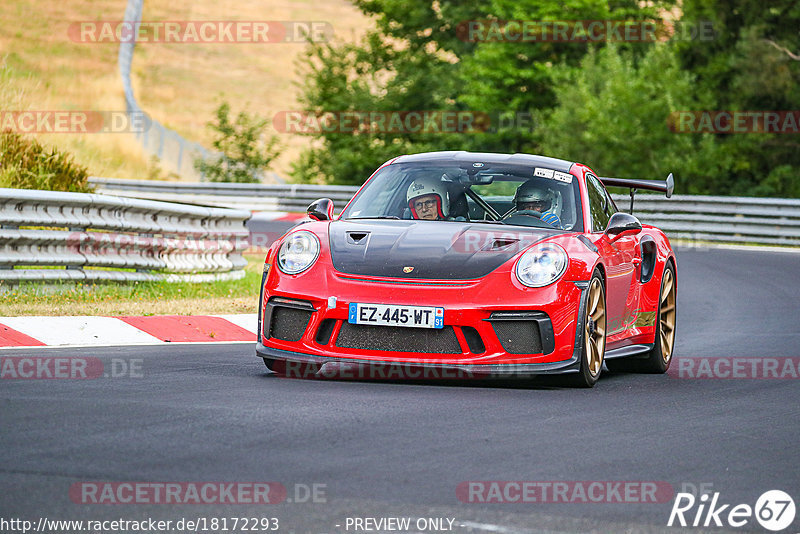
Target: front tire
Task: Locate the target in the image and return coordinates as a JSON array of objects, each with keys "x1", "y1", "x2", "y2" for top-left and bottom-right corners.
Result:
[
  {"x1": 263, "y1": 358, "x2": 281, "y2": 373},
  {"x1": 569, "y1": 271, "x2": 606, "y2": 388}
]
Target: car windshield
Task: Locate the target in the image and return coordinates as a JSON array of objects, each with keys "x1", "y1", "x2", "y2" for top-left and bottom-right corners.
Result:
[{"x1": 340, "y1": 162, "x2": 584, "y2": 231}]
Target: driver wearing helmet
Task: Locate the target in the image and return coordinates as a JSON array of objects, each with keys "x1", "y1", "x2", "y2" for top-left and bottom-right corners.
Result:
[
  {"x1": 407, "y1": 177, "x2": 450, "y2": 220},
  {"x1": 512, "y1": 180, "x2": 562, "y2": 228}
]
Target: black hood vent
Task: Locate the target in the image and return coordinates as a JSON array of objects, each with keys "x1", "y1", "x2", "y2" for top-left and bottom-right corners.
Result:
[{"x1": 329, "y1": 220, "x2": 551, "y2": 280}]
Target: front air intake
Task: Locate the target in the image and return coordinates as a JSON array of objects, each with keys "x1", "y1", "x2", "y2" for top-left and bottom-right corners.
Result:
[
  {"x1": 488, "y1": 311, "x2": 555, "y2": 355},
  {"x1": 264, "y1": 298, "x2": 315, "y2": 342},
  {"x1": 335, "y1": 323, "x2": 461, "y2": 354}
]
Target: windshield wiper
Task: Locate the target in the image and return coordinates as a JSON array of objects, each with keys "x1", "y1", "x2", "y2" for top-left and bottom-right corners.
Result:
[{"x1": 348, "y1": 216, "x2": 401, "y2": 220}]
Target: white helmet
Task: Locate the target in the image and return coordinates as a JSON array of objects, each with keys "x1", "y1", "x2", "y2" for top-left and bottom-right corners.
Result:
[{"x1": 406, "y1": 177, "x2": 449, "y2": 219}]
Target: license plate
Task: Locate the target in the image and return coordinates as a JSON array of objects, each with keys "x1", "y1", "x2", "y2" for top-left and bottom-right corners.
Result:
[{"x1": 348, "y1": 303, "x2": 444, "y2": 329}]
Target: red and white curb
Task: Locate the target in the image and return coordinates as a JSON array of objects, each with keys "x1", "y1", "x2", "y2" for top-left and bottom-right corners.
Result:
[{"x1": 0, "y1": 314, "x2": 258, "y2": 348}]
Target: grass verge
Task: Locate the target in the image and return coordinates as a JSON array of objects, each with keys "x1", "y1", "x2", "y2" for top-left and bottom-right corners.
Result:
[{"x1": 0, "y1": 254, "x2": 264, "y2": 317}]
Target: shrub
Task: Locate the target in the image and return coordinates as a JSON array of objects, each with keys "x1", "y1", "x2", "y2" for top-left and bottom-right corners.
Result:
[
  {"x1": 0, "y1": 130, "x2": 93, "y2": 192},
  {"x1": 194, "y1": 101, "x2": 281, "y2": 183}
]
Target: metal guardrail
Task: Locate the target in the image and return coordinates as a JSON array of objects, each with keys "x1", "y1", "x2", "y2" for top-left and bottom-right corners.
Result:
[
  {"x1": 90, "y1": 178, "x2": 800, "y2": 247},
  {"x1": 610, "y1": 194, "x2": 800, "y2": 246},
  {"x1": 0, "y1": 189, "x2": 250, "y2": 283},
  {"x1": 90, "y1": 177, "x2": 357, "y2": 212}
]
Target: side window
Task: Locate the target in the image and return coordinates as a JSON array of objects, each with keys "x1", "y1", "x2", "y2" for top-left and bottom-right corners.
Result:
[
  {"x1": 603, "y1": 187, "x2": 618, "y2": 219},
  {"x1": 586, "y1": 174, "x2": 610, "y2": 232}
]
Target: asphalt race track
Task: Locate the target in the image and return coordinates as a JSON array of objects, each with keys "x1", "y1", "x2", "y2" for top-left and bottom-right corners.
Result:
[{"x1": 2, "y1": 247, "x2": 799, "y2": 534}]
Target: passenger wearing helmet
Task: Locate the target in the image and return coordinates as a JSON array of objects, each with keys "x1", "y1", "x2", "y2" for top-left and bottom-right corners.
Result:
[
  {"x1": 407, "y1": 177, "x2": 449, "y2": 220},
  {"x1": 511, "y1": 180, "x2": 562, "y2": 228}
]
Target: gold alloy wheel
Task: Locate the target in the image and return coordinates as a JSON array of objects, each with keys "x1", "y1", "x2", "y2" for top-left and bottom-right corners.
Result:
[
  {"x1": 585, "y1": 277, "x2": 607, "y2": 377},
  {"x1": 659, "y1": 268, "x2": 677, "y2": 363}
]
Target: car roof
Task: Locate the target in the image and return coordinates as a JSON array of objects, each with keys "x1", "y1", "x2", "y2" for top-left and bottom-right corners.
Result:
[{"x1": 391, "y1": 151, "x2": 575, "y2": 174}]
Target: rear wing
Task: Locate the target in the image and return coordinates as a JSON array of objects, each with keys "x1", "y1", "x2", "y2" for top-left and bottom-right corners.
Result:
[{"x1": 598, "y1": 173, "x2": 674, "y2": 214}]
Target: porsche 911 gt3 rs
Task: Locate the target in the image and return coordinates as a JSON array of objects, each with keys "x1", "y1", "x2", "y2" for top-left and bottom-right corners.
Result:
[{"x1": 256, "y1": 151, "x2": 677, "y2": 387}]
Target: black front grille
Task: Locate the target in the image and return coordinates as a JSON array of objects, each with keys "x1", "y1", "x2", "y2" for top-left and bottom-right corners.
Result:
[
  {"x1": 269, "y1": 307, "x2": 313, "y2": 342},
  {"x1": 461, "y1": 326, "x2": 486, "y2": 354},
  {"x1": 492, "y1": 320, "x2": 543, "y2": 354},
  {"x1": 315, "y1": 319, "x2": 336, "y2": 345},
  {"x1": 335, "y1": 323, "x2": 461, "y2": 354}
]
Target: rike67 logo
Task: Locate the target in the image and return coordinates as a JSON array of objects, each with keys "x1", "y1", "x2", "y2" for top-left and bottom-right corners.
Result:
[{"x1": 668, "y1": 490, "x2": 796, "y2": 531}]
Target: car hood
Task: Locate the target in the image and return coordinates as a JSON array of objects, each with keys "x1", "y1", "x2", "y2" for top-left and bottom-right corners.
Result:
[{"x1": 329, "y1": 220, "x2": 553, "y2": 280}]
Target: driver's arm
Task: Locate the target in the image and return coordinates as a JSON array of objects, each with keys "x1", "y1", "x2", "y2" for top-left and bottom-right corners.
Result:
[{"x1": 541, "y1": 212, "x2": 561, "y2": 228}]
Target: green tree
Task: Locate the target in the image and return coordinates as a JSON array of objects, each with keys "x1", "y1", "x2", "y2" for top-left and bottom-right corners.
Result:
[
  {"x1": 293, "y1": 0, "x2": 679, "y2": 185},
  {"x1": 538, "y1": 44, "x2": 727, "y2": 194},
  {"x1": 676, "y1": 0, "x2": 800, "y2": 197},
  {"x1": 195, "y1": 101, "x2": 281, "y2": 183}
]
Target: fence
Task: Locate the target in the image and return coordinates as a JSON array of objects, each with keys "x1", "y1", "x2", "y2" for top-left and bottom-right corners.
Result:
[
  {"x1": 118, "y1": 0, "x2": 209, "y2": 180},
  {"x1": 118, "y1": 0, "x2": 283, "y2": 183},
  {"x1": 90, "y1": 177, "x2": 800, "y2": 247},
  {"x1": 0, "y1": 189, "x2": 250, "y2": 283},
  {"x1": 90, "y1": 177, "x2": 357, "y2": 212}
]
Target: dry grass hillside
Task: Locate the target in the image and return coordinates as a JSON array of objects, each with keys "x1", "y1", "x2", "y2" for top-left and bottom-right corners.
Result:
[{"x1": 0, "y1": 0, "x2": 371, "y2": 180}]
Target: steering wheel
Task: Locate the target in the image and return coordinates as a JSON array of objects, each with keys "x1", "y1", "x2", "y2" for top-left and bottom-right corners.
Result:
[{"x1": 502, "y1": 209, "x2": 542, "y2": 220}]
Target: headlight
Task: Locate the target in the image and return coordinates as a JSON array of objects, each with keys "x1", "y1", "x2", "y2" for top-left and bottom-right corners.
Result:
[
  {"x1": 277, "y1": 231, "x2": 320, "y2": 274},
  {"x1": 515, "y1": 243, "x2": 568, "y2": 287}
]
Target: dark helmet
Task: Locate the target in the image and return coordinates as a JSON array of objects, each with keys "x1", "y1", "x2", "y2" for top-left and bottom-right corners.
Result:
[{"x1": 514, "y1": 181, "x2": 554, "y2": 212}]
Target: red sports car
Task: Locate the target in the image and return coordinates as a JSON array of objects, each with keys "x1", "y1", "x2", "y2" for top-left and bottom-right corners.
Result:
[{"x1": 256, "y1": 151, "x2": 677, "y2": 387}]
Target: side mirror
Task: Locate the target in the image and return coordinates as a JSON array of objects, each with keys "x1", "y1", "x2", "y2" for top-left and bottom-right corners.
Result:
[
  {"x1": 605, "y1": 212, "x2": 642, "y2": 242},
  {"x1": 307, "y1": 198, "x2": 334, "y2": 221}
]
